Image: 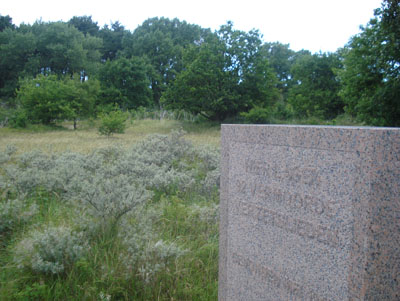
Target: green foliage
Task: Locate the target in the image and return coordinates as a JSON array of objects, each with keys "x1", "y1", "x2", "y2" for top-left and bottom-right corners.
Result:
[
  {"x1": 8, "y1": 108, "x2": 28, "y2": 128},
  {"x1": 98, "y1": 57, "x2": 151, "y2": 109},
  {"x1": 30, "y1": 21, "x2": 102, "y2": 77},
  {"x1": 0, "y1": 20, "x2": 102, "y2": 102},
  {"x1": 162, "y1": 22, "x2": 278, "y2": 121},
  {"x1": 287, "y1": 52, "x2": 344, "y2": 119},
  {"x1": 99, "y1": 21, "x2": 126, "y2": 61},
  {"x1": 123, "y1": 17, "x2": 209, "y2": 105},
  {"x1": 271, "y1": 100, "x2": 294, "y2": 120},
  {"x1": 338, "y1": 0, "x2": 400, "y2": 126},
  {"x1": 98, "y1": 109, "x2": 128, "y2": 136},
  {"x1": 68, "y1": 15, "x2": 99, "y2": 37},
  {"x1": 2, "y1": 10, "x2": 399, "y2": 127},
  {"x1": 17, "y1": 74, "x2": 98, "y2": 125},
  {"x1": 13, "y1": 282, "x2": 49, "y2": 299},
  {"x1": 0, "y1": 15, "x2": 15, "y2": 32},
  {"x1": 241, "y1": 106, "x2": 272, "y2": 124},
  {"x1": 0, "y1": 106, "x2": 13, "y2": 127},
  {"x1": 14, "y1": 226, "x2": 87, "y2": 275},
  {"x1": 162, "y1": 35, "x2": 235, "y2": 121},
  {"x1": 0, "y1": 198, "x2": 38, "y2": 235},
  {"x1": 263, "y1": 42, "x2": 296, "y2": 97},
  {"x1": 0, "y1": 130, "x2": 220, "y2": 299},
  {"x1": 0, "y1": 27, "x2": 37, "y2": 101}
]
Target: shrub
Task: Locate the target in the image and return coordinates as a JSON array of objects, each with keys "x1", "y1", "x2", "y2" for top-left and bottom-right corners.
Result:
[
  {"x1": 8, "y1": 108, "x2": 28, "y2": 128},
  {"x1": 73, "y1": 174, "x2": 151, "y2": 231},
  {"x1": 17, "y1": 74, "x2": 97, "y2": 126},
  {"x1": 1, "y1": 131, "x2": 220, "y2": 201},
  {"x1": 0, "y1": 198, "x2": 38, "y2": 234},
  {"x1": 137, "y1": 240, "x2": 186, "y2": 283},
  {"x1": 118, "y1": 207, "x2": 186, "y2": 284},
  {"x1": 241, "y1": 106, "x2": 272, "y2": 124},
  {"x1": 14, "y1": 226, "x2": 88, "y2": 275},
  {"x1": 1, "y1": 131, "x2": 220, "y2": 299},
  {"x1": 98, "y1": 109, "x2": 128, "y2": 137},
  {"x1": 0, "y1": 106, "x2": 12, "y2": 127}
]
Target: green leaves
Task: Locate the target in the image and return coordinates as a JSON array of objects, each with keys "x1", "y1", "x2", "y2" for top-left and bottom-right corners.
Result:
[
  {"x1": 288, "y1": 52, "x2": 344, "y2": 119},
  {"x1": 338, "y1": 0, "x2": 400, "y2": 126},
  {"x1": 98, "y1": 57, "x2": 151, "y2": 110},
  {"x1": 162, "y1": 23, "x2": 278, "y2": 121},
  {"x1": 124, "y1": 17, "x2": 209, "y2": 105},
  {"x1": 17, "y1": 74, "x2": 98, "y2": 125},
  {"x1": 98, "y1": 109, "x2": 128, "y2": 137}
]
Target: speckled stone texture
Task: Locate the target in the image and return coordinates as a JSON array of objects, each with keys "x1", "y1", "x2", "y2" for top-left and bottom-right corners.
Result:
[{"x1": 219, "y1": 125, "x2": 400, "y2": 301}]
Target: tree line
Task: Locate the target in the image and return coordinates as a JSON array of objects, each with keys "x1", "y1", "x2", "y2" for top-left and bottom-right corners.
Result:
[{"x1": 0, "y1": 0, "x2": 399, "y2": 127}]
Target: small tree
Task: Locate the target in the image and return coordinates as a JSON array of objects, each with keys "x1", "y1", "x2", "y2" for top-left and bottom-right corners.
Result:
[
  {"x1": 98, "y1": 57, "x2": 152, "y2": 110},
  {"x1": 17, "y1": 74, "x2": 97, "y2": 127},
  {"x1": 98, "y1": 109, "x2": 128, "y2": 137}
]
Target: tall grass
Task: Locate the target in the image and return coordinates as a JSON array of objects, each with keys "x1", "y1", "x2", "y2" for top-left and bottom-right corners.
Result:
[
  {"x1": 0, "y1": 127, "x2": 220, "y2": 300},
  {"x1": 0, "y1": 118, "x2": 220, "y2": 155}
]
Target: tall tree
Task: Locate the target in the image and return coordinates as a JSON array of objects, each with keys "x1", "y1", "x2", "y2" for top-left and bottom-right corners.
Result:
[
  {"x1": 98, "y1": 57, "x2": 151, "y2": 110},
  {"x1": 17, "y1": 74, "x2": 98, "y2": 125},
  {"x1": 287, "y1": 52, "x2": 343, "y2": 119},
  {"x1": 263, "y1": 42, "x2": 296, "y2": 98},
  {"x1": 30, "y1": 21, "x2": 102, "y2": 77},
  {"x1": 99, "y1": 21, "x2": 126, "y2": 61},
  {"x1": 1, "y1": 21, "x2": 102, "y2": 102},
  {"x1": 162, "y1": 23, "x2": 278, "y2": 121},
  {"x1": 0, "y1": 28, "x2": 37, "y2": 101},
  {"x1": 123, "y1": 17, "x2": 210, "y2": 105},
  {"x1": 0, "y1": 15, "x2": 15, "y2": 32},
  {"x1": 68, "y1": 16, "x2": 100, "y2": 37},
  {"x1": 339, "y1": 0, "x2": 400, "y2": 126}
]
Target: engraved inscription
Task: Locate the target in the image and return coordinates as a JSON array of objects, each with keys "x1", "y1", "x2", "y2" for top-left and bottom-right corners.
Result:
[
  {"x1": 245, "y1": 158, "x2": 319, "y2": 186},
  {"x1": 232, "y1": 252, "x2": 326, "y2": 301},
  {"x1": 238, "y1": 201, "x2": 339, "y2": 247},
  {"x1": 235, "y1": 180, "x2": 340, "y2": 218}
]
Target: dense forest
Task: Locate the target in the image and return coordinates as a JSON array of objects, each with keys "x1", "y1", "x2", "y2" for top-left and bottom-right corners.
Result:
[{"x1": 0, "y1": 0, "x2": 399, "y2": 127}]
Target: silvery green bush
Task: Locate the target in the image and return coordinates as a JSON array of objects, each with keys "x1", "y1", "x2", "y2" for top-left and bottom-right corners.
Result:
[
  {"x1": 137, "y1": 240, "x2": 186, "y2": 284},
  {"x1": 0, "y1": 198, "x2": 38, "y2": 234},
  {"x1": 189, "y1": 203, "x2": 219, "y2": 223},
  {"x1": 14, "y1": 226, "x2": 87, "y2": 275},
  {"x1": 118, "y1": 206, "x2": 186, "y2": 283},
  {"x1": 1, "y1": 130, "x2": 220, "y2": 201},
  {"x1": 1, "y1": 131, "x2": 219, "y2": 277},
  {"x1": 73, "y1": 174, "x2": 151, "y2": 229}
]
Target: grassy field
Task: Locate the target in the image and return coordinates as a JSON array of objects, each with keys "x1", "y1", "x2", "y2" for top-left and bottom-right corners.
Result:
[
  {"x1": 0, "y1": 119, "x2": 221, "y2": 154},
  {"x1": 0, "y1": 119, "x2": 221, "y2": 300}
]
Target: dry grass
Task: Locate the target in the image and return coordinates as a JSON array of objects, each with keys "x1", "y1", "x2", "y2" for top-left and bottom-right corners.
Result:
[{"x1": 0, "y1": 119, "x2": 220, "y2": 154}]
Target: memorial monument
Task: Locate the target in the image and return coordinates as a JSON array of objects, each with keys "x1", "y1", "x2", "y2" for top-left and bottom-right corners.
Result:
[{"x1": 219, "y1": 125, "x2": 399, "y2": 300}]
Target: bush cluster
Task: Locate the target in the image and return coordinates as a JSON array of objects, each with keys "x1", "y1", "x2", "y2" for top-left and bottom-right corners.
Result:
[
  {"x1": 98, "y1": 109, "x2": 129, "y2": 137},
  {"x1": 0, "y1": 130, "x2": 220, "y2": 291},
  {"x1": 14, "y1": 226, "x2": 87, "y2": 275}
]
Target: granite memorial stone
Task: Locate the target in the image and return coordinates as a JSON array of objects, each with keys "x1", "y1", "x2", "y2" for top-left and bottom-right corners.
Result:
[{"x1": 219, "y1": 125, "x2": 400, "y2": 300}]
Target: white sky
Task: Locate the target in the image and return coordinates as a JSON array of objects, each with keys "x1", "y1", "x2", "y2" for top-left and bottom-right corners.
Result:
[{"x1": 2, "y1": 0, "x2": 382, "y2": 53}]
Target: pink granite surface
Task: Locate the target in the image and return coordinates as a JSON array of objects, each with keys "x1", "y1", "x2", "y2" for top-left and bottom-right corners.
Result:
[{"x1": 219, "y1": 125, "x2": 400, "y2": 301}]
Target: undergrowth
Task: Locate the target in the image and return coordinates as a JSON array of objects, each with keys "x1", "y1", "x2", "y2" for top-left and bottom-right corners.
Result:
[{"x1": 0, "y1": 130, "x2": 219, "y2": 300}]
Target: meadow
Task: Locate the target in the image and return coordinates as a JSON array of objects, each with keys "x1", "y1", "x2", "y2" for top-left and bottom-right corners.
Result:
[{"x1": 0, "y1": 119, "x2": 221, "y2": 300}]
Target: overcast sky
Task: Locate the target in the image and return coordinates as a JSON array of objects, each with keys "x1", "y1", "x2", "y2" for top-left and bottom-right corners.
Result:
[{"x1": 2, "y1": 0, "x2": 383, "y2": 53}]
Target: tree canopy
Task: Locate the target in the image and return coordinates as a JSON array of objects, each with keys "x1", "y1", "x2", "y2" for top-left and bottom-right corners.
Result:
[
  {"x1": 98, "y1": 57, "x2": 151, "y2": 110},
  {"x1": 17, "y1": 74, "x2": 98, "y2": 126},
  {"x1": 288, "y1": 52, "x2": 343, "y2": 119},
  {"x1": 339, "y1": 0, "x2": 400, "y2": 126},
  {"x1": 1, "y1": 6, "x2": 399, "y2": 126},
  {"x1": 162, "y1": 23, "x2": 278, "y2": 121}
]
